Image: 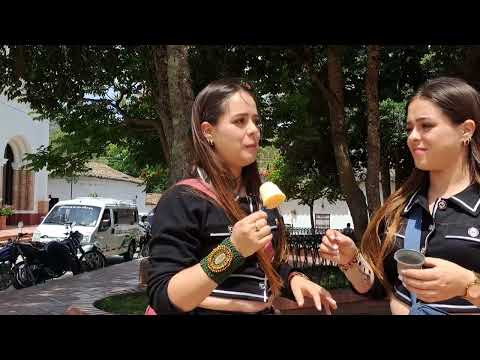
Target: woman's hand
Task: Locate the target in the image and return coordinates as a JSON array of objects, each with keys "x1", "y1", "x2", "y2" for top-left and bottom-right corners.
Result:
[
  {"x1": 290, "y1": 275, "x2": 337, "y2": 314},
  {"x1": 230, "y1": 211, "x2": 272, "y2": 257},
  {"x1": 400, "y1": 257, "x2": 474, "y2": 303},
  {"x1": 319, "y1": 229, "x2": 357, "y2": 265}
]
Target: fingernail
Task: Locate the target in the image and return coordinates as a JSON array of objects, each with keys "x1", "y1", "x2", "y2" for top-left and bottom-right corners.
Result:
[
  {"x1": 332, "y1": 244, "x2": 338, "y2": 250},
  {"x1": 398, "y1": 275, "x2": 403, "y2": 281}
]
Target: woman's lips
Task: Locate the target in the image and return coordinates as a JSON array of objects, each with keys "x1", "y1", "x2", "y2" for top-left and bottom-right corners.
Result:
[{"x1": 413, "y1": 148, "x2": 427, "y2": 155}]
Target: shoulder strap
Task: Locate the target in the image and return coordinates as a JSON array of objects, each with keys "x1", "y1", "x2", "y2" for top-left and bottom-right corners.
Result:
[
  {"x1": 403, "y1": 206, "x2": 423, "y2": 305},
  {"x1": 176, "y1": 178, "x2": 219, "y2": 202},
  {"x1": 404, "y1": 206, "x2": 422, "y2": 251}
]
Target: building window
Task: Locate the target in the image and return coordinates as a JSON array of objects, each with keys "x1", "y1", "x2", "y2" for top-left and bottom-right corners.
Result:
[{"x1": 315, "y1": 214, "x2": 330, "y2": 229}]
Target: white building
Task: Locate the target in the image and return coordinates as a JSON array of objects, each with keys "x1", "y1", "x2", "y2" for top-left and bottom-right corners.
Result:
[
  {"x1": 279, "y1": 198, "x2": 352, "y2": 230},
  {"x1": 48, "y1": 161, "x2": 148, "y2": 214},
  {"x1": 145, "y1": 193, "x2": 161, "y2": 214},
  {"x1": 0, "y1": 96, "x2": 50, "y2": 225},
  {"x1": 278, "y1": 179, "x2": 396, "y2": 230},
  {"x1": 1, "y1": 96, "x2": 148, "y2": 225}
]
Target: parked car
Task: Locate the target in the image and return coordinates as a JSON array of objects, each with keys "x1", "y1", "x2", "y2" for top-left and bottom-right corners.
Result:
[{"x1": 32, "y1": 197, "x2": 141, "y2": 265}]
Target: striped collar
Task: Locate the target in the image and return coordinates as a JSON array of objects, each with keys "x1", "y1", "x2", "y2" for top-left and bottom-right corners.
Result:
[
  {"x1": 449, "y1": 183, "x2": 480, "y2": 216},
  {"x1": 404, "y1": 181, "x2": 480, "y2": 216},
  {"x1": 403, "y1": 181, "x2": 428, "y2": 215}
]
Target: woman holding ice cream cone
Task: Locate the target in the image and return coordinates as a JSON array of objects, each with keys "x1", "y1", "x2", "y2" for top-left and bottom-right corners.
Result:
[
  {"x1": 147, "y1": 78, "x2": 337, "y2": 315},
  {"x1": 320, "y1": 77, "x2": 480, "y2": 315}
]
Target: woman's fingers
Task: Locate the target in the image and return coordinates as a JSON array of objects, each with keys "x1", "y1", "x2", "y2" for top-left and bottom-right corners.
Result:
[
  {"x1": 319, "y1": 243, "x2": 339, "y2": 258},
  {"x1": 321, "y1": 235, "x2": 339, "y2": 252}
]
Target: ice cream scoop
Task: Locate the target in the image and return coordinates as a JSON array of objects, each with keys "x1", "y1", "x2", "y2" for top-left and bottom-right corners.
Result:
[{"x1": 259, "y1": 181, "x2": 286, "y2": 209}]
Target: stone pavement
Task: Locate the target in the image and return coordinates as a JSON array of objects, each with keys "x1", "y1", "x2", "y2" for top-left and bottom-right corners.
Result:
[
  {"x1": 0, "y1": 258, "x2": 142, "y2": 315},
  {"x1": 0, "y1": 225, "x2": 36, "y2": 243},
  {"x1": 0, "y1": 255, "x2": 390, "y2": 315}
]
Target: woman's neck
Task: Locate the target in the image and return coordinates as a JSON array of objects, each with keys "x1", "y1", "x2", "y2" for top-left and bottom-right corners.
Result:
[
  {"x1": 428, "y1": 161, "x2": 471, "y2": 201},
  {"x1": 234, "y1": 176, "x2": 244, "y2": 196}
]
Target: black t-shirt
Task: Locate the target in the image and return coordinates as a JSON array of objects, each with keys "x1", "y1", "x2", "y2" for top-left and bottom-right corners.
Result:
[
  {"x1": 147, "y1": 184, "x2": 295, "y2": 314},
  {"x1": 366, "y1": 182, "x2": 480, "y2": 314}
]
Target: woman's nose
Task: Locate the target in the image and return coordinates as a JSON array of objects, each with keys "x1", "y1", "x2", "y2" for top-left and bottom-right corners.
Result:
[
  {"x1": 246, "y1": 119, "x2": 260, "y2": 137},
  {"x1": 408, "y1": 127, "x2": 421, "y2": 142}
]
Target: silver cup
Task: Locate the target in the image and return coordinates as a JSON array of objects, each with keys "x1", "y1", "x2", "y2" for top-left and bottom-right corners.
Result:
[{"x1": 394, "y1": 249, "x2": 425, "y2": 272}]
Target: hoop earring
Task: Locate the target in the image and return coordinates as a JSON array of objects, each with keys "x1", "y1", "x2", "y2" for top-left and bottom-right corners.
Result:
[
  {"x1": 464, "y1": 137, "x2": 472, "y2": 146},
  {"x1": 207, "y1": 138, "x2": 214, "y2": 147}
]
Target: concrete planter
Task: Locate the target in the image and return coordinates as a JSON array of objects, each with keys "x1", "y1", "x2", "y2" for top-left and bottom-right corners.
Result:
[{"x1": 0, "y1": 216, "x2": 6, "y2": 230}]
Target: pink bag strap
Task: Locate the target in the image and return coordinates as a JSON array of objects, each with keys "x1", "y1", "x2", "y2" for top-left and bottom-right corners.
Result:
[
  {"x1": 145, "y1": 305, "x2": 157, "y2": 316},
  {"x1": 176, "y1": 178, "x2": 219, "y2": 202}
]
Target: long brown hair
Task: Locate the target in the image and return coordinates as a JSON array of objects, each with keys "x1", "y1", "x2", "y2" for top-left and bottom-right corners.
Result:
[
  {"x1": 189, "y1": 78, "x2": 288, "y2": 295},
  {"x1": 361, "y1": 77, "x2": 480, "y2": 290}
]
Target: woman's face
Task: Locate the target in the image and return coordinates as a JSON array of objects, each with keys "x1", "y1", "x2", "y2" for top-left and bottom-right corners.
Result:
[
  {"x1": 407, "y1": 98, "x2": 467, "y2": 172},
  {"x1": 204, "y1": 90, "x2": 261, "y2": 177}
]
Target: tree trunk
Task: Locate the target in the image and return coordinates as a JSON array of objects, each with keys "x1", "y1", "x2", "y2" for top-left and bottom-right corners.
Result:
[
  {"x1": 461, "y1": 46, "x2": 480, "y2": 89},
  {"x1": 322, "y1": 46, "x2": 369, "y2": 242},
  {"x1": 309, "y1": 202, "x2": 315, "y2": 234},
  {"x1": 365, "y1": 45, "x2": 382, "y2": 217},
  {"x1": 14, "y1": 46, "x2": 27, "y2": 81},
  {"x1": 151, "y1": 45, "x2": 195, "y2": 185},
  {"x1": 381, "y1": 155, "x2": 391, "y2": 203},
  {"x1": 151, "y1": 46, "x2": 173, "y2": 166},
  {"x1": 166, "y1": 45, "x2": 195, "y2": 184},
  {"x1": 291, "y1": 46, "x2": 370, "y2": 240}
]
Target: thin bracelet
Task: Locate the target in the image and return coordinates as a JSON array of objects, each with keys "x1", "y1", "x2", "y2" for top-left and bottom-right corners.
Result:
[
  {"x1": 288, "y1": 271, "x2": 310, "y2": 284},
  {"x1": 338, "y1": 248, "x2": 360, "y2": 272}
]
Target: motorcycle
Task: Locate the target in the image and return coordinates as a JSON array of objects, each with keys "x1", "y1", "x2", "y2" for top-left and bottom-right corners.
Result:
[
  {"x1": 138, "y1": 216, "x2": 152, "y2": 258},
  {"x1": 0, "y1": 222, "x2": 105, "y2": 290},
  {"x1": 0, "y1": 224, "x2": 31, "y2": 290}
]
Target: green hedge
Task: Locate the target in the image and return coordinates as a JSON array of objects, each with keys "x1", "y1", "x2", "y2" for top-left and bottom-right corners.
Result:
[
  {"x1": 301, "y1": 266, "x2": 351, "y2": 289},
  {"x1": 95, "y1": 292, "x2": 149, "y2": 315}
]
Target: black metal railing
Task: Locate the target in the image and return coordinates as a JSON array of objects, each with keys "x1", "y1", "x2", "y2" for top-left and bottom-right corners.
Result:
[
  {"x1": 285, "y1": 227, "x2": 350, "y2": 289},
  {"x1": 286, "y1": 227, "x2": 333, "y2": 268}
]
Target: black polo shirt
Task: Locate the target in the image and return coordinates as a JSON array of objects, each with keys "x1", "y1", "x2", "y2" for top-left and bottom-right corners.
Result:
[{"x1": 377, "y1": 181, "x2": 480, "y2": 314}]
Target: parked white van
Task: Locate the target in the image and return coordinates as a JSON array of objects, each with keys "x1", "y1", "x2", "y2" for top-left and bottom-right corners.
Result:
[{"x1": 32, "y1": 197, "x2": 141, "y2": 269}]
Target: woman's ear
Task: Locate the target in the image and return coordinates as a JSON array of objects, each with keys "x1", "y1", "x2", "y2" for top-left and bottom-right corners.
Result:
[
  {"x1": 462, "y1": 119, "x2": 476, "y2": 139},
  {"x1": 201, "y1": 121, "x2": 215, "y2": 146},
  {"x1": 200, "y1": 121, "x2": 214, "y2": 138}
]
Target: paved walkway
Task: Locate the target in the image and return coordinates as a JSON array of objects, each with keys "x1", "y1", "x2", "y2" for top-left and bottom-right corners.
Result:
[
  {"x1": 0, "y1": 258, "x2": 142, "y2": 315},
  {"x1": 0, "y1": 225, "x2": 36, "y2": 243},
  {"x1": 0, "y1": 256, "x2": 390, "y2": 315}
]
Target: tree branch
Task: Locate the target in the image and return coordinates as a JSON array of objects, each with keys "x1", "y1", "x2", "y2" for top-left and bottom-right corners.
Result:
[
  {"x1": 291, "y1": 46, "x2": 339, "y2": 108},
  {"x1": 124, "y1": 116, "x2": 170, "y2": 165},
  {"x1": 124, "y1": 117, "x2": 158, "y2": 129}
]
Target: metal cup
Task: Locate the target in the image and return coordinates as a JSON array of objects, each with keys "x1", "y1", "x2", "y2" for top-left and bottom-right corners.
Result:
[{"x1": 394, "y1": 248, "x2": 425, "y2": 272}]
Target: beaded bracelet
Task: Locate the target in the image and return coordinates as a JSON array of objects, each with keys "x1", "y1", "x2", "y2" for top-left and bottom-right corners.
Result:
[
  {"x1": 338, "y1": 248, "x2": 360, "y2": 272},
  {"x1": 200, "y1": 237, "x2": 245, "y2": 285}
]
